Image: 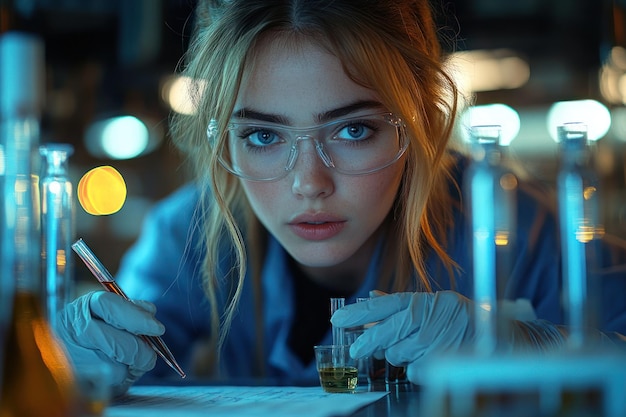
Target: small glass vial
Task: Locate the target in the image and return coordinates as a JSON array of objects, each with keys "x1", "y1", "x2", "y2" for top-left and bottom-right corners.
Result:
[
  {"x1": 556, "y1": 122, "x2": 602, "y2": 349},
  {"x1": 465, "y1": 125, "x2": 518, "y2": 354},
  {"x1": 40, "y1": 143, "x2": 75, "y2": 332}
]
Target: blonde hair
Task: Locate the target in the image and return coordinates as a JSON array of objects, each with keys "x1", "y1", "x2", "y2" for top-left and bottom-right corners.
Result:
[{"x1": 169, "y1": 0, "x2": 460, "y2": 376}]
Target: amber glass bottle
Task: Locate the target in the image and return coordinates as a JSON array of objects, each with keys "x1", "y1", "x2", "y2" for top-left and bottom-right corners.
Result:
[
  {"x1": 0, "y1": 31, "x2": 78, "y2": 417},
  {"x1": 1, "y1": 292, "x2": 78, "y2": 417}
]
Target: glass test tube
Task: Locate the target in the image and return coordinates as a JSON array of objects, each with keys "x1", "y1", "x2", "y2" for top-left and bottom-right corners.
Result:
[
  {"x1": 72, "y1": 238, "x2": 186, "y2": 378},
  {"x1": 556, "y1": 122, "x2": 601, "y2": 349},
  {"x1": 349, "y1": 297, "x2": 370, "y2": 385},
  {"x1": 330, "y1": 297, "x2": 345, "y2": 369},
  {"x1": 330, "y1": 297, "x2": 345, "y2": 346},
  {"x1": 466, "y1": 125, "x2": 517, "y2": 354},
  {"x1": 40, "y1": 143, "x2": 75, "y2": 332}
]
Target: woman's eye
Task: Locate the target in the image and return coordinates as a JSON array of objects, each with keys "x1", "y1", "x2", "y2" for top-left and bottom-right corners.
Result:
[
  {"x1": 336, "y1": 123, "x2": 372, "y2": 141},
  {"x1": 244, "y1": 129, "x2": 279, "y2": 146}
]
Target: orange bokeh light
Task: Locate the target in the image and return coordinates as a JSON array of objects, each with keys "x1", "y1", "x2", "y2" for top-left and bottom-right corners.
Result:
[{"x1": 77, "y1": 166, "x2": 127, "y2": 215}]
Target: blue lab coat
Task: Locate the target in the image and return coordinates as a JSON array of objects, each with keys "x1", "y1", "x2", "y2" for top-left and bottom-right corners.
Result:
[{"x1": 116, "y1": 155, "x2": 626, "y2": 385}]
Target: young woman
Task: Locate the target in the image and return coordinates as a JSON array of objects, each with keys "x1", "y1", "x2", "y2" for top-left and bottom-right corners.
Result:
[{"x1": 59, "y1": 0, "x2": 626, "y2": 396}]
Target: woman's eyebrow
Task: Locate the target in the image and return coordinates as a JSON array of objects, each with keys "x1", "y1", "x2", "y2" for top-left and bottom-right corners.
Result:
[
  {"x1": 231, "y1": 108, "x2": 288, "y2": 124},
  {"x1": 231, "y1": 100, "x2": 385, "y2": 125},
  {"x1": 317, "y1": 100, "x2": 385, "y2": 122}
]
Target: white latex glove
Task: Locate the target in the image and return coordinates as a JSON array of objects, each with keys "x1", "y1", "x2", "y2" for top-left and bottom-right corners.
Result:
[
  {"x1": 56, "y1": 291, "x2": 165, "y2": 397},
  {"x1": 331, "y1": 291, "x2": 559, "y2": 385}
]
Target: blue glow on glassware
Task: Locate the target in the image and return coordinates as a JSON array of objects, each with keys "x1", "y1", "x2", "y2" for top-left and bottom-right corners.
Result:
[
  {"x1": 466, "y1": 125, "x2": 517, "y2": 354},
  {"x1": 40, "y1": 143, "x2": 75, "y2": 332},
  {"x1": 556, "y1": 122, "x2": 601, "y2": 349}
]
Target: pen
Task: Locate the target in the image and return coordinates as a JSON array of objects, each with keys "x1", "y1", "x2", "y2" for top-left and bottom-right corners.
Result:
[{"x1": 71, "y1": 238, "x2": 186, "y2": 379}]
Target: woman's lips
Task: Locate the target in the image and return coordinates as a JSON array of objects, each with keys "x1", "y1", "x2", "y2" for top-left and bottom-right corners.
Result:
[
  {"x1": 288, "y1": 216, "x2": 346, "y2": 241},
  {"x1": 289, "y1": 221, "x2": 346, "y2": 241}
]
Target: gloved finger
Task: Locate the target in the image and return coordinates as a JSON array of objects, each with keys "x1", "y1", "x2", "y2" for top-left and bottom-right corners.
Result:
[
  {"x1": 65, "y1": 334, "x2": 155, "y2": 398},
  {"x1": 132, "y1": 299, "x2": 158, "y2": 315},
  {"x1": 382, "y1": 335, "x2": 450, "y2": 386},
  {"x1": 89, "y1": 291, "x2": 165, "y2": 336},
  {"x1": 372, "y1": 348, "x2": 386, "y2": 360},
  {"x1": 382, "y1": 291, "x2": 474, "y2": 365},
  {"x1": 331, "y1": 292, "x2": 415, "y2": 328},
  {"x1": 57, "y1": 294, "x2": 159, "y2": 397},
  {"x1": 405, "y1": 357, "x2": 428, "y2": 386},
  {"x1": 70, "y1": 349, "x2": 145, "y2": 398},
  {"x1": 369, "y1": 289, "x2": 388, "y2": 298},
  {"x1": 384, "y1": 333, "x2": 428, "y2": 365},
  {"x1": 60, "y1": 293, "x2": 157, "y2": 372},
  {"x1": 348, "y1": 293, "x2": 434, "y2": 358},
  {"x1": 80, "y1": 318, "x2": 157, "y2": 372},
  {"x1": 349, "y1": 320, "x2": 405, "y2": 358},
  {"x1": 383, "y1": 322, "x2": 466, "y2": 366}
]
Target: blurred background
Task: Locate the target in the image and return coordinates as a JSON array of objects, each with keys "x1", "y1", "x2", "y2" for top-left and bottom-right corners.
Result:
[{"x1": 1, "y1": 0, "x2": 626, "y2": 288}]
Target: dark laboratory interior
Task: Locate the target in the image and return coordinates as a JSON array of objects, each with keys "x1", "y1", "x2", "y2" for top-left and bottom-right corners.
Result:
[{"x1": 2, "y1": 0, "x2": 626, "y2": 291}]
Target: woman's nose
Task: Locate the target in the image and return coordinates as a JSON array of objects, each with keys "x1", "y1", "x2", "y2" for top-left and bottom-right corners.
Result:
[{"x1": 290, "y1": 140, "x2": 334, "y2": 199}]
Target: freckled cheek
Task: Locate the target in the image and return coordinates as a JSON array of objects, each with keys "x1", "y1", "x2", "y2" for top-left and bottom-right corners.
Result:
[
  {"x1": 365, "y1": 169, "x2": 403, "y2": 197},
  {"x1": 343, "y1": 172, "x2": 403, "y2": 214},
  {"x1": 240, "y1": 182, "x2": 283, "y2": 213}
]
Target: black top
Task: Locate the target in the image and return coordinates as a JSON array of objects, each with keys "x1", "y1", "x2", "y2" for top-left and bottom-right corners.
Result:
[{"x1": 286, "y1": 256, "x2": 347, "y2": 365}]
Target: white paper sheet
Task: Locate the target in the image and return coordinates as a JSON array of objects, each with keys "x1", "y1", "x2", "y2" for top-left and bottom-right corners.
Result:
[{"x1": 105, "y1": 385, "x2": 389, "y2": 417}]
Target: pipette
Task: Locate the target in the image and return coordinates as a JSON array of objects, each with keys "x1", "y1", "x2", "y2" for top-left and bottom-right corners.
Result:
[{"x1": 71, "y1": 238, "x2": 186, "y2": 378}]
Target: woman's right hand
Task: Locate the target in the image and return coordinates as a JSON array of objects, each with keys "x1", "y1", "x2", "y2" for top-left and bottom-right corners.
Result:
[{"x1": 56, "y1": 291, "x2": 165, "y2": 397}]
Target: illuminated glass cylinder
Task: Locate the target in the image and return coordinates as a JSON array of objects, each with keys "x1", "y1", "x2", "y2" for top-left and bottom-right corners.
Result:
[
  {"x1": 40, "y1": 143, "x2": 75, "y2": 332},
  {"x1": 0, "y1": 31, "x2": 78, "y2": 417},
  {"x1": 465, "y1": 125, "x2": 518, "y2": 354},
  {"x1": 556, "y1": 122, "x2": 602, "y2": 349},
  {"x1": 0, "y1": 32, "x2": 44, "y2": 401},
  {"x1": 0, "y1": 32, "x2": 43, "y2": 318},
  {"x1": 1, "y1": 32, "x2": 44, "y2": 369}
]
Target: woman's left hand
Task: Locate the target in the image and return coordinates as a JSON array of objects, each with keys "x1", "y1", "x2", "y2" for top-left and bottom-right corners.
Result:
[
  {"x1": 330, "y1": 291, "x2": 484, "y2": 384},
  {"x1": 331, "y1": 291, "x2": 548, "y2": 384},
  {"x1": 331, "y1": 291, "x2": 548, "y2": 383}
]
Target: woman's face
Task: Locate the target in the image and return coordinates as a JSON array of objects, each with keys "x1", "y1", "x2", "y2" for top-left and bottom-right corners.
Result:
[{"x1": 233, "y1": 37, "x2": 405, "y2": 272}]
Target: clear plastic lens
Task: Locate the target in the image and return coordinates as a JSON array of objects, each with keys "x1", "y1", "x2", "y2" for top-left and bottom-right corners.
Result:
[{"x1": 218, "y1": 112, "x2": 407, "y2": 181}]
